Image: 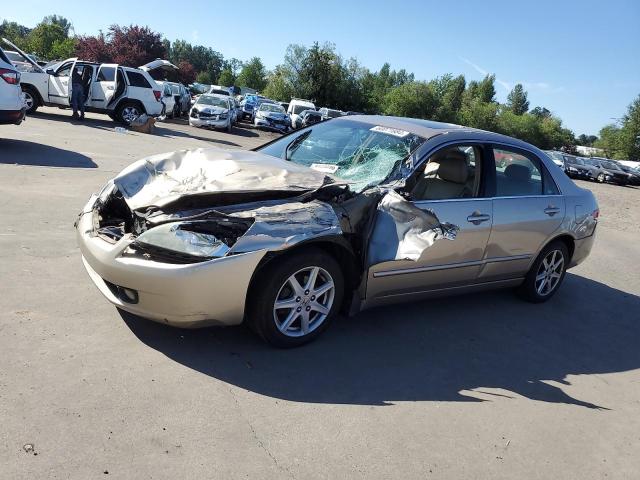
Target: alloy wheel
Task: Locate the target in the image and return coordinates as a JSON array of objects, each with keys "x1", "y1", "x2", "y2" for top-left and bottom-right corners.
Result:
[
  {"x1": 273, "y1": 266, "x2": 335, "y2": 338},
  {"x1": 23, "y1": 91, "x2": 34, "y2": 111},
  {"x1": 597, "y1": 173, "x2": 605, "y2": 183},
  {"x1": 122, "y1": 106, "x2": 140, "y2": 123},
  {"x1": 535, "y1": 249, "x2": 564, "y2": 296}
]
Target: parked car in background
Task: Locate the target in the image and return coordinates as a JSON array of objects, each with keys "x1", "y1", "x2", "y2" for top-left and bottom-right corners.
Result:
[
  {"x1": 293, "y1": 109, "x2": 322, "y2": 129},
  {"x1": 208, "y1": 85, "x2": 231, "y2": 96},
  {"x1": 250, "y1": 98, "x2": 278, "y2": 122},
  {"x1": 318, "y1": 107, "x2": 343, "y2": 120},
  {"x1": 586, "y1": 158, "x2": 629, "y2": 185},
  {"x1": 239, "y1": 94, "x2": 265, "y2": 120},
  {"x1": 76, "y1": 116, "x2": 598, "y2": 346},
  {"x1": 176, "y1": 83, "x2": 191, "y2": 116},
  {"x1": 189, "y1": 93, "x2": 233, "y2": 132},
  {"x1": 0, "y1": 46, "x2": 25, "y2": 125},
  {"x1": 4, "y1": 38, "x2": 164, "y2": 123},
  {"x1": 157, "y1": 82, "x2": 177, "y2": 120},
  {"x1": 617, "y1": 162, "x2": 640, "y2": 186},
  {"x1": 253, "y1": 102, "x2": 290, "y2": 132},
  {"x1": 544, "y1": 150, "x2": 566, "y2": 168},
  {"x1": 287, "y1": 98, "x2": 315, "y2": 127},
  {"x1": 563, "y1": 155, "x2": 597, "y2": 180}
]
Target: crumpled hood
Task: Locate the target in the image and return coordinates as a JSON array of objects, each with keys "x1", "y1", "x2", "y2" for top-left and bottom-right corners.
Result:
[
  {"x1": 112, "y1": 148, "x2": 336, "y2": 210},
  {"x1": 195, "y1": 106, "x2": 227, "y2": 115}
]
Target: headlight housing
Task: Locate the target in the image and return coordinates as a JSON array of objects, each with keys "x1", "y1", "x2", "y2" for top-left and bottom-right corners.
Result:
[{"x1": 135, "y1": 222, "x2": 231, "y2": 259}]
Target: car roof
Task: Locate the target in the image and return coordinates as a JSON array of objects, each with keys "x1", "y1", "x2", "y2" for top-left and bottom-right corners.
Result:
[
  {"x1": 201, "y1": 93, "x2": 230, "y2": 100},
  {"x1": 334, "y1": 115, "x2": 542, "y2": 150}
]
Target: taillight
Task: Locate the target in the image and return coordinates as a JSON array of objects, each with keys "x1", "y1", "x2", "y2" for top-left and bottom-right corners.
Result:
[
  {"x1": 153, "y1": 90, "x2": 161, "y2": 101},
  {"x1": 0, "y1": 68, "x2": 20, "y2": 85}
]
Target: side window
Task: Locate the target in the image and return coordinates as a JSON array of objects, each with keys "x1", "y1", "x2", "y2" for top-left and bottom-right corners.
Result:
[
  {"x1": 97, "y1": 67, "x2": 115, "y2": 82},
  {"x1": 410, "y1": 145, "x2": 482, "y2": 200},
  {"x1": 56, "y1": 63, "x2": 73, "y2": 77},
  {"x1": 126, "y1": 71, "x2": 151, "y2": 88},
  {"x1": 493, "y1": 147, "x2": 544, "y2": 197}
]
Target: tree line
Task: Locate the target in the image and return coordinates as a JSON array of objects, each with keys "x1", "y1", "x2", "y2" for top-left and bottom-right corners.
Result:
[{"x1": 2, "y1": 16, "x2": 639, "y2": 159}]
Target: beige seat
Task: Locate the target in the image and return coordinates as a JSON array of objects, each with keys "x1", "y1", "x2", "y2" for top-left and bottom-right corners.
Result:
[{"x1": 411, "y1": 150, "x2": 471, "y2": 200}]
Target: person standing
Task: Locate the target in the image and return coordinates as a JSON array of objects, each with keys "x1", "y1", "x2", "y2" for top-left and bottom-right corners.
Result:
[{"x1": 71, "y1": 66, "x2": 85, "y2": 120}]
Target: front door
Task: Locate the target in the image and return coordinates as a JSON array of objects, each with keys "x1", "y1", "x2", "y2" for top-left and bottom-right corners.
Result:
[
  {"x1": 365, "y1": 144, "x2": 493, "y2": 301},
  {"x1": 89, "y1": 64, "x2": 119, "y2": 110},
  {"x1": 479, "y1": 146, "x2": 565, "y2": 281},
  {"x1": 48, "y1": 59, "x2": 77, "y2": 106}
]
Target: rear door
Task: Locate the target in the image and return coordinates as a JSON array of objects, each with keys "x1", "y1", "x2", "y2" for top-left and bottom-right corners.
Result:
[
  {"x1": 480, "y1": 145, "x2": 564, "y2": 281},
  {"x1": 48, "y1": 59, "x2": 77, "y2": 105},
  {"x1": 89, "y1": 64, "x2": 118, "y2": 110},
  {"x1": 365, "y1": 143, "x2": 493, "y2": 301}
]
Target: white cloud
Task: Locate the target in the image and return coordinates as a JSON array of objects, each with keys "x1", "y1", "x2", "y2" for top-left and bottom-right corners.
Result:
[{"x1": 460, "y1": 57, "x2": 561, "y2": 93}]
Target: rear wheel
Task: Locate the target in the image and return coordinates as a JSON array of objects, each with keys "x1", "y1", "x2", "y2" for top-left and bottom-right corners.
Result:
[
  {"x1": 116, "y1": 102, "x2": 143, "y2": 125},
  {"x1": 22, "y1": 86, "x2": 39, "y2": 114},
  {"x1": 247, "y1": 248, "x2": 344, "y2": 348},
  {"x1": 518, "y1": 241, "x2": 569, "y2": 303}
]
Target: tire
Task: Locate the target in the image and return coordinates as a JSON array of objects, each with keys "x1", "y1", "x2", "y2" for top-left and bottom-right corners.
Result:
[
  {"x1": 115, "y1": 102, "x2": 143, "y2": 125},
  {"x1": 247, "y1": 248, "x2": 344, "y2": 348},
  {"x1": 518, "y1": 240, "x2": 569, "y2": 303},
  {"x1": 597, "y1": 173, "x2": 605, "y2": 183},
  {"x1": 22, "y1": 86, "x2": 39, "y2": 114}
]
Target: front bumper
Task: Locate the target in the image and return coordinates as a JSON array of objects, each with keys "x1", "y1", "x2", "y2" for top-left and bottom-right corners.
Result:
[
  {"x1": 189, "y1": 116, "x2": 228, "y2": 129},
  {"x1": 76, "y1": 208, "x2": 266, "y2": 328},
  {"x1": 0, "y1": 108, "x2": 26, "y2": 125},
  {"x1": 254, "y1": 117, "x2": 288, "y2": 131}
]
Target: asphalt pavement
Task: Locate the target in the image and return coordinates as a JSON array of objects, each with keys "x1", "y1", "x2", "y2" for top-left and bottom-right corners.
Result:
[{"x1": 1, "y1": 107, "x2": 639, "y2": 479}]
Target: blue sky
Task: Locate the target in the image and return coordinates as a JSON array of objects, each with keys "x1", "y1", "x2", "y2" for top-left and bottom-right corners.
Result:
[{"x1": 5, "y1": 0, "x2": 639, "y2": 135}]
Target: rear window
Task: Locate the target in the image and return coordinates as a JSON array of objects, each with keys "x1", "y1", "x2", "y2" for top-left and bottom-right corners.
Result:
[
  {"x1": 293, "y1": 105, "x2": 312, "y2": 114},
  {"x1": 97, "y1": 67, "x2": 116, "y2": 82},
  {"x1": 126, "y1": 71, "x2": 151, "y2": 88},
  {"x1": 1, "y1": 49, "x2": 15, "y2": 64}
]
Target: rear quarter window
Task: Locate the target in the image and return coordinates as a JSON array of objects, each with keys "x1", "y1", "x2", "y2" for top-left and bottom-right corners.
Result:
[{"x1": 126, "y1": 71, "x2": 152, "y2": 88}]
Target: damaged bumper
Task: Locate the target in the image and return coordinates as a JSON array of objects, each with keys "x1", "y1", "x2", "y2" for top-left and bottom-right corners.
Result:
[
  {"x1": 76, "y1": 208, "x2": 267, "y2": 327},
  {"x1": 189, "y1": 117, "x2": 228, "y2": 129}
]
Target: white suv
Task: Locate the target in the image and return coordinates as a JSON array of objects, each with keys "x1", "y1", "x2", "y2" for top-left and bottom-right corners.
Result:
[
  {"x1": 3, "y1": 38, "x2": 163, "y2": 124},
  {"x1": 0, "y1": 46, "x2": 25, "y2": 125}
]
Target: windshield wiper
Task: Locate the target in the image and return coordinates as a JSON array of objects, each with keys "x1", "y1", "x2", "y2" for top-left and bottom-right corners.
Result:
[{"x1": 285, "y1": 130, "x2": 313, "y2": 160}]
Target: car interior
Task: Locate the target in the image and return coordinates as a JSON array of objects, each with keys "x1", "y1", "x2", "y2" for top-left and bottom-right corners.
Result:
[{"x1": 408, "y1": 146, "x2": 481, "y2": 200}]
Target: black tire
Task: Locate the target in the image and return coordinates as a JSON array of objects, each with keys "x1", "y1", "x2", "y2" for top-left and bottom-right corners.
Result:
[
  {"x1": 518, "y1": 240, "x2": 569, "y2": 303},
  {"x1": 22, "y1": 86, "x2": 39, "y2": 114},
  {"x1": 247, "y1": 248, "x2": 344, "y2": 348},
  {"x1": 115, "y1": 101, "x2": 143, "y2": 125}
]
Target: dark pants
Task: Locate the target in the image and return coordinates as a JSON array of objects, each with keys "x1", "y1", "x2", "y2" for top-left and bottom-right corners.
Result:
[{"x1": 71, "y1": 83, "x2": 85, "y2": 116}]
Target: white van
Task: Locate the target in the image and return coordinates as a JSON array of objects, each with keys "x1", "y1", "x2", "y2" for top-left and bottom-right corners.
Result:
[{"x1": 287, "y1": 98, "x2": 315, "y2": 128}]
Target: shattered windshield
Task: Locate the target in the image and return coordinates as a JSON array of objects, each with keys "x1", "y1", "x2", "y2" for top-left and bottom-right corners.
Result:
[{"x1": 258, "y1": 119, "x2": 425, "y2": 191}]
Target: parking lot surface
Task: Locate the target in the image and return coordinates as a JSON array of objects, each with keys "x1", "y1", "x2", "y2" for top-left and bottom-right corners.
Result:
[{"x1": 1, "y1": 108, "x2": 639, "y2": 479}]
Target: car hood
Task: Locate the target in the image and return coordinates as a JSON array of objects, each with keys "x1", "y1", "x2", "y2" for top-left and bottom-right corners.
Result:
[
  {"x1": 194, "y1": 105, "x2": 227, "y2": 115},
  {"x1": 111, "y1": 147, "x2": 337, "y2": 210},
  {"x1": 261, "y1": 112, "x2": 287, "y2": 119}
]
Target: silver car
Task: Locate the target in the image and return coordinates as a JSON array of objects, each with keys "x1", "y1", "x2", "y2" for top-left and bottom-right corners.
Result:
[{"x1": 76, "y1": 116, "x2": 598, "y2": 347}]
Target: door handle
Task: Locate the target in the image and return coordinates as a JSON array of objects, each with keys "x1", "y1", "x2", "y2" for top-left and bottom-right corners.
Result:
[
  {"x1": 466, "y1": 212, "x2": 491, "y2": 225},
  {"x1": 544, "y1": 206, "x2": 560, "y2": 216}
]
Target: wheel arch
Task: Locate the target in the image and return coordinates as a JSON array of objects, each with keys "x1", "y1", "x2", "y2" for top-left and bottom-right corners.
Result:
[
  {"x1": 243, "y1": 236, "x2": 362, "y2": 319},
  {"x1": 21, "y1": 83, "x2": 43, "y2": 105},
  {"x1": 543, "y1": 233, "x2": 576, "y2": 263},
  {"x1": 114, "y1": 98, "x2": 147, "y2": 115}
]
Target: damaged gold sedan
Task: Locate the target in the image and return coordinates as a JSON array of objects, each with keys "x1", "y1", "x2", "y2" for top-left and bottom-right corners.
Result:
[{"x1": 76, "y1": 116, "x2": 598, "y2": 347}]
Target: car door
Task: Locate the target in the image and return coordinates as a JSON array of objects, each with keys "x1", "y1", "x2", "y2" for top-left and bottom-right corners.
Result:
[
  {"x1": 480, "y1": 145, "x2": 565, "y2": 281},
  {"x1": 89, "y1": 64, "x2": 118, "y2": 110},
  {"x1": 48, "y1": 59, "x2": 77, "y2": 105},
  {"x1": 365, "y1": 143, "x2": 493, "y2": 302}
]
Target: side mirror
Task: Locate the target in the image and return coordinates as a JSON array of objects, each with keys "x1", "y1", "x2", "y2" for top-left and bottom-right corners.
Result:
[{"x1": 46, "y1": 68, "x2": 55, "y2": 75}]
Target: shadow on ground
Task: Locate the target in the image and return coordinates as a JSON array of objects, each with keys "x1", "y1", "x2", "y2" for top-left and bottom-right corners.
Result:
[
  {"x1": 122, "y1": 273, "x2": 639, "y2": 409},
  {"x1": 0, "y1": 138, "x2": 97, "y2": 168}
]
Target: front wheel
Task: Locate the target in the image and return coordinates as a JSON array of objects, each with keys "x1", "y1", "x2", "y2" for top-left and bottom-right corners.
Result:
[
  {"x1": 247, "y1": 248, "x2": 344, "y2": 348},
  {"x1": 518, "y1": 241, "x2": 569, "y2": 303},
  {"x1": 597, "y1": 173, "x2": 605, "y2": 183}
]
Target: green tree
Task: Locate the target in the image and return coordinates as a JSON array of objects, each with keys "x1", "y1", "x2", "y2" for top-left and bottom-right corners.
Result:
[
  {"x1": 262, "y1": 65, "x2": 295, "y2": 101},
  {"x1": 531, "y1": 106, "x2": 552, "y2": 119},
  {"x1": 236, "y1": 56, "x2": 267, "y2": 91},
  {"x1": 25, "y1": 22, "x2": 68, "y2": 59},
  {"x1": 618, "y1": 94, "x2": 640, "y2": 160},
  {"x1": 0, "y1": 20, "x2": 31, "y2": 49},
  {"x1": 429, "y1": 74, "x2": 466, "y2": 123},
  {"x1": 383, "y1": 81, "x2": 437, "y2": 118},
  {"x1": 42, "y1": 15, "x2": 73, "y2": 36},
  {"x1": 595, "y1": 124, "x2": 623, "y2": 158},
  {"x1": 195, "y1": 71, "x2": 213, "y2": 85},
  {"x1": 506, "y1": 83, "x2": 530, "y2": 115},
  {"x1": 217, "y1": 68, "x2": 235, "y2": 86}
]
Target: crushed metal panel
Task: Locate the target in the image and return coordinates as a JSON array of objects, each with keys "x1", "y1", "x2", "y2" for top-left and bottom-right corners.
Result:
[
  {"x1": 229, "y1": 201, "x2": 342, "y2": 253},
  {"x1": 112, "y1": 148, "x2": 336, "y2": 211},
  {"x1": 367, "y1": 191, "x2": 459, "y2": 265}
]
